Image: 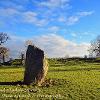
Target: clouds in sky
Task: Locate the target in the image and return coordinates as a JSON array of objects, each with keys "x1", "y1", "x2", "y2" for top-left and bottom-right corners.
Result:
[
  {"x1": 48, "y1": 26, "x2": 60, "y2": 33},
  {"x1": 0, "y1": 0, "x2": 95, "y2": 58},
  {"x1": 58, "y1": 11, "x2": 94, "y2": 25},
  {"x1": 0, "y1": 8, "x2": 94, "y2": 27},
  {"x1": 6, "y1": 34, "x2": 90, "y2": 58},
  {"x1": 33, "y1": 34, "x2": 89, "y2": 57},
  {"x1": 38, "y1": 0, "x2": 70, "y2": 9},
  {"x1": 0, "y1": 0, "x2": 94, "y2": 27},
  {"x1": 0, "y1": 8, "x2": 47, "y2": 26},
  {"x1": 22, "y1": 11, "x2": 48, "y2": 26}
]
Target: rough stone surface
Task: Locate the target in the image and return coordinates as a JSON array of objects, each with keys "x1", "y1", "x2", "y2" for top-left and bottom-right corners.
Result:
[{"x1": 24, "y1": 45, "x2": 48, "y2": 85}]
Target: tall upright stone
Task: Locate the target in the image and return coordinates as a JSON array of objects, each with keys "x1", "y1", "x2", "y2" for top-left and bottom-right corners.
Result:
[{"x1": 24, "y1": 45, "x2": 48, "y2": 85}]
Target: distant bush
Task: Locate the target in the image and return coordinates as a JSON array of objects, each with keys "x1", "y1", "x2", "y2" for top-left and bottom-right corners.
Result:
[
  {"x1": 48, "y1": 57, "x2": 99, "y2": 67},
  {"x1": 11, "y1": 59, "x2": 22, "y2": 66},
  {"x1": 95, "y1": 57, "x2": 100, "y2": 62}
]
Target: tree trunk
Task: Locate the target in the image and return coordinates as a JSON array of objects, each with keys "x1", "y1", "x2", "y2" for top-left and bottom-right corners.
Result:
[{"x1": 2, "y1": 54, "x2": 5, "y2": 63}]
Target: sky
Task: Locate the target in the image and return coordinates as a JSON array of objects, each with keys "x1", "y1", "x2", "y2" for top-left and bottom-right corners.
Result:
[{"x1": 0, "y1": 0, "x2": 100, "y2": 58}]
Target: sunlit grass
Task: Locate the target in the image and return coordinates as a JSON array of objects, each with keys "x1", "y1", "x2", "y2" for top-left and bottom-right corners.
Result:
[{"x1": 0, "y1": 62, "x2": 100, "y2": 100}]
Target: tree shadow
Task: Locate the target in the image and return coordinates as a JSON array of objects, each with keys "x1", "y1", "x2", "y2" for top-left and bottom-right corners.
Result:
[{"x1": 0, "y1": 81, "x2": 24, "y2": 85}]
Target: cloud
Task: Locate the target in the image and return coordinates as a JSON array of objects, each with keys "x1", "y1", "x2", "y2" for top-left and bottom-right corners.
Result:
[
  {"x1": 71, "y1": 33, "x2": 77, "y2": 37},
  {"x1": 38, "y1": 0, "x2": 70, "y2": 8},
  {"x1": 22, "y1": 12, "x2": 48, "y2": 27},
  {"x1": 0, "y1": 8, "x2": 19, "y2": 17},
  {"x1": 35, "y1": 34, "x2": 89, "y2": 57},
  {"x1": 58, "y1": 16, "x2": 66, "y2": 22},
  {"x1": 21, "y1": 11, "x2": 48, "y2": 26},
  {"x1": 58, "y1": 15, "x2": 79, "y2": 25},
  {"x1": 0, "y1": 0, "x2": 94, "y2": 27},
  {"x1": 0, "y1": 1, "x2": 94, "y2": 27},
  {"x1": 0, "y1": 8, "x2": 48, "y2": 27},
  {"x1": 0, "y1": 0, "x2": 24, "y2": 10},
  {"x1": 6, "y1": 34, "x2": 90, "y2": 58},
  {"x1": 67, "y1": 11, "x2": 94, "y2": 25},
  {"x1": 48, "y1": 26, "x2": 60, "y2": 33},
  {"x1": 77, "y1": 11, "x2": 94, "y2": 17},
  {"x1": 58, "y1": 11, "x2": 94, "y2": 25},
  {"x1": 67, "y1": 16, "x2": 79, "y2": 25},
  {"x1": 30, "y1": 0, "x2": 71, "y2": 26}
]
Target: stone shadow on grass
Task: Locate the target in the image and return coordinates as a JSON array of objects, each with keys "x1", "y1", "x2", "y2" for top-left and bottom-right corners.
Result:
[
  {"x1": 0, "y1": 79, "x2": 68, "y2": 87},
  {"x1": 0, "y1": 81, "x2": 24, "y2": 85}
]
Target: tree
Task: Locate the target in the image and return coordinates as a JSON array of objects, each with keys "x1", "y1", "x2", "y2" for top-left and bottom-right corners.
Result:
[
  {"x1": 0, "y1": 47, "x2": 9, "y2": 63},
  {"x1": 20, "y1": 52, "x2": 25, "y2": 65},
  {"x1": 0, "y1": 32, "x2": 9, "y2": 45},
  {"x1": 89, "y1": 35, "x2": 100, "y2": 58},
  {"x1": 0, "y1": 32, "x2": 9, "y2": 63},
  {"x1": 64, "y1": 54, "x2": 69, "y2": 59},
  {"x1": 25, "y1": 40, "x2": 33, "y2": 47}
]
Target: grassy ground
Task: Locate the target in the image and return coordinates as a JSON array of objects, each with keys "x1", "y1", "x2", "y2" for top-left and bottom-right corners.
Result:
[{"x1": 0, "y1": 61, "x2": 100, "y2": 100}]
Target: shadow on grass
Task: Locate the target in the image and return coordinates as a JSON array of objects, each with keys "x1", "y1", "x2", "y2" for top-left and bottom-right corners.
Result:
[
  {"x1": 49, "y1": 68, "x2": 100, "y2": 72},
  {"x1": 0, "y1": 81, "x2": 24, "y2": 85}
]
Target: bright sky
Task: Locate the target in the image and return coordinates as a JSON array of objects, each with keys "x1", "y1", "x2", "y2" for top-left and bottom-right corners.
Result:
[{"x1": 0, "y1": 0, "x2": 100, "y2": 58}]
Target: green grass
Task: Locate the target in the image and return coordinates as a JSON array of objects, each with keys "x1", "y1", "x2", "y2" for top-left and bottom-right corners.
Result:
[{"x1": 0, "y1": 62, "x2": 100, "y2": 100}]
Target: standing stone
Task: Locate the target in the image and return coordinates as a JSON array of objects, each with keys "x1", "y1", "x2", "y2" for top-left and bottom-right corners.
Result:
[{"x1": 24, "y1": 45, "x2": 48, "y2": 85}]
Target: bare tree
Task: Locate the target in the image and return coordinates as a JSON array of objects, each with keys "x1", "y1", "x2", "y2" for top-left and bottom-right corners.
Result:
[
  {"x1": 0, "y1": 32, "x2": 9, "y2": 63},
  {"x1": 0, "y1": 32, "x2": 9, "y2": 45},
  {"x1": 89, "y1": 35, "x2": 100, "y2": 58},
  {"x1": 25, "y1": 40, "x2": 33, "y2": 47},
  {"x1": 0, "y1": 47, "x2": 9, "y2": 63}
]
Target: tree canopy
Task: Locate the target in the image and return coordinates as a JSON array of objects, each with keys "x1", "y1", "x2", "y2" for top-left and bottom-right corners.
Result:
[
  {"x1": 0, "y1": 32, "x2": 9, "y2": 45},
  {"x1": 89, "y1": 35, "x2": 100, "y2": 58}
]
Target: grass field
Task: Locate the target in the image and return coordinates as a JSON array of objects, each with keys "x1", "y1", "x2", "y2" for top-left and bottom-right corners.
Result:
[{"x1": 0, "y1": 60, "x2": 100, "y2": 100}]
